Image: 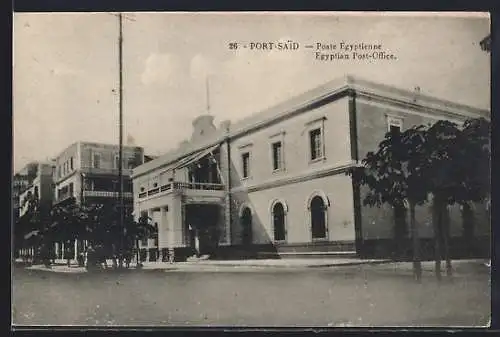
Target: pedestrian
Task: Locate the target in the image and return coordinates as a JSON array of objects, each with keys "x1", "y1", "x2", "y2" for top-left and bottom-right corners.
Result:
[
  {"x1": 125, "y1": 251, "x2": 131, "y2": 268},
  {"x1": 86, "y1": 245, "x2": 95, "y2": 271},
  {"x1": 168, "y1": 247, "x2": 175, "y2": 264},
  {"x1": 194, "y1": 228, "x2": 200, "y2": 258},
  {"x1": 77, "y1": 252, "x2": 85, "y2": 267},
  {"x1": 65, "y1": 244, "x2": 72, "y2": 267}
]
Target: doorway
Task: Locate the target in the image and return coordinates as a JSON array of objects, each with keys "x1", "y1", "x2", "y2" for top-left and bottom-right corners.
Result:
[
  {"x1": 310, "y1": 196, "x2": 327, "y2": 240},
  {"x1": 184, "y1": 204, "x2": 220, "y2": 255}
]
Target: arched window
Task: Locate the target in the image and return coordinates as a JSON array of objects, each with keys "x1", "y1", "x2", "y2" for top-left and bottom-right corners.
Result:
[
  {"x1": 310, "y1": 196, "x2": 327, "y2": 240},
  {"x1": 272, "y1": 202, "x2": 286, "y2": 241},
  {"x1": 240, "y1": 207, "x2": 253, "y2": 245}
]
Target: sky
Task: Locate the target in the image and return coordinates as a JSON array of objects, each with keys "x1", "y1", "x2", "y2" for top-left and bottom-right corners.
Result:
[{"x1": 13, "y1": 12, "x2": 490, "y2": 172}]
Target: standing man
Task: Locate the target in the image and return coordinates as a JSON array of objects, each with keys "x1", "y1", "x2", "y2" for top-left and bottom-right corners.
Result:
[{"x1": 65, "y1": 242, "x2": 72, "y2": 267}]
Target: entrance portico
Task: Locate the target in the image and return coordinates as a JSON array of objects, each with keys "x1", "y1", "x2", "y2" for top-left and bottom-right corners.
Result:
[{"x1": 136, "y1": 181, "x2": 228, "y2": 261}]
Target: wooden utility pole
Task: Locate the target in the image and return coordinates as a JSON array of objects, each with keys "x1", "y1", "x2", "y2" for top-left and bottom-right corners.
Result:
[{"x1": 118, "y1": 12, "x2": 125, "y2": 267}]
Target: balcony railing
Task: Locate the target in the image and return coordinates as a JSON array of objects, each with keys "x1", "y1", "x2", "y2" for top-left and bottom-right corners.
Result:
[
  {"x1": 83, "y1": 191, "x2": 133, "y2": 198},
  {"x1": 54, "y1": 193, "x2": 74, "y2": 204},
  {"x1": 80, "y1": 167, "x2": 134, "y2": 177},
  {"x1": 138, "y1": 181, "x2": 225, "y2": 199},
  {"x1": 172, "y1": 182, "x2": 225, "y2": 191}
]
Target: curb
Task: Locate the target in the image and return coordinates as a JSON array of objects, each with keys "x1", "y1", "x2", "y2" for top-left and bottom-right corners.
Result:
[
  {"x1": 144, "y1": 259, "x2": 394, "y2": 270},
  {"x1": 22, "y1": 259, "x2": 488, "y2": 274},
  {"x1": 306, "y1": 259, "x2": 394, "y2": 268}
]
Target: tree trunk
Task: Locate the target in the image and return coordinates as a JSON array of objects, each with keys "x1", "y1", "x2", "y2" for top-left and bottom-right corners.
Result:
[
  {"x1": 432, "y1": 196, "x2": 442, "y2": 281},
  {"x1": 462, "y1": 203, "x2": 474, "y2": 255},
  {"x1": 394, "y1": 205, "x2": 407, "y2": 261},
  {"x1": 135, "y1": 239, "x2": 140, "y2": 267},
  {"x1": 442, "y1": 206, "x2": 452, "y2": 277},
  {"x1": 409, "y1": 201, "x2": 422, "y2": 282}
]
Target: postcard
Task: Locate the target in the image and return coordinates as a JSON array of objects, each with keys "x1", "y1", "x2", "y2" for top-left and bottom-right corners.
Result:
[{"x1": 12, "y1": 11, "x2": 491, "y2": 328}]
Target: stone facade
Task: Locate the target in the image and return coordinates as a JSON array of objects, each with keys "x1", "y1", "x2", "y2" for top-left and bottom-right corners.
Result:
[{"x1": 132, "y1": 75, "x2": 490, "y2": 260}]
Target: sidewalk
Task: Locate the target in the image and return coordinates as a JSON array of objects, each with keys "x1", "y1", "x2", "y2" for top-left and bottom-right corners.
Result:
[
  {"x1": 142, "y1": 257, "x2": 391, "y2": 270},
  {"x1": 22, "y1": 257, "x2": 389, "y2": 273},
  {"x1": 21, "y1": 257, "x2": 490, "y2": 274}
]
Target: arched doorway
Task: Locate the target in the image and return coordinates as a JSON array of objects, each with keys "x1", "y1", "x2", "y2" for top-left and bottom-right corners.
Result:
[
  {"x1": 240, "y1": 207, "x2": 252, "y2": 245},
  {"x1": 310, "y1": 196, "x2": 327, "y2": 240},
  {"x1": 272, "y1": 202, "x2": 286, "y2": 241}
]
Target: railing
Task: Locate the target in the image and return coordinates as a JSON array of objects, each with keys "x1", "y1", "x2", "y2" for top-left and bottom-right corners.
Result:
[
  {"x1": 172, "y1": 182, "x2": 225, "y2": 191},
  {"x1": 83, "y1": 191, "x2": 133, "y2": 198},
  {"x1": 55, "y1": 193, "x2": 74, "y2": 204},
  {"x1": 148, "y1": 188, "x2": 160, "y2": 196},
  {"x1": 80, "y1": 167, "x2": 134, "y2": 176},
  {"x1": 137, "y1": 181, "x2": 225, "y2": 199}
]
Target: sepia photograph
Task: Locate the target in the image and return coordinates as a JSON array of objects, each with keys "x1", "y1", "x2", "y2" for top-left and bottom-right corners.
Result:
[{"x1": 12, "y1": 11, "x2": 491, "y2": 328}]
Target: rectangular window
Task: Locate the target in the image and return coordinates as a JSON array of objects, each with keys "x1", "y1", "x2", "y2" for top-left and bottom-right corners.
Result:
[
  {"x1": 309, "y1": 128, "x2": 323, "y2": 161},
  {"x1": 390, "y1": 125, "x2": 401, "y2": 134},
  {"x1": 93, "y1": 153, "x2": 100, "y2": 169},
  {"x1": 114, "y1": 154, "x2": 120, "y2": 169},
  {"x1": 70, "y1": 157, "x2": 74, "y2": 170},
  {"x1": 241, "y1": 152, "x2": 250, "y2": 178},
  {"x1": 387, "y1": 116, "x2": 403, "y2": 134},
  {"x1": 272, "y1": 141, "x2": 283, "y2": 171}
]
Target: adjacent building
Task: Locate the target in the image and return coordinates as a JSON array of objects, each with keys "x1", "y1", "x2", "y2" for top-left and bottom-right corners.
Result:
[
  {"x1": 132, "y1": 75, "x2": 490, "y2": 261},
  {"x1": 18, "y1": 162, "x2": 56, "y2": 218},
  {"x1": 50, "y1": 141, "x2": 145, "y2": 261},
  {"x1": 13, "y1": 162, "x2": 39, "y2": 222},
  {"x1": 52, "y1": 141, "x2": 145, "y2": 207},
  {"x1": 14, "y1": 161, "x2": 55, "y2": 259},
  {"x1": 14, "y1": 142, "x2": 151, "y2": 261}
]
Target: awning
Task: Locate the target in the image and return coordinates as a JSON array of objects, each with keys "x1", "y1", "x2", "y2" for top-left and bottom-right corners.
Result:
[{"x1": 174, "y1": 144, "x2": 220, "y2": 170}]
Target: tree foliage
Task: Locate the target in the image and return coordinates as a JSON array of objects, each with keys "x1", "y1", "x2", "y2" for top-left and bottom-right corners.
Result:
[
  {"x1": 348, "y1": 117, "x2": 490, "y2": 281},
  {"x1": 17, "y1": 198, "x2": 157, "y2": 263}
]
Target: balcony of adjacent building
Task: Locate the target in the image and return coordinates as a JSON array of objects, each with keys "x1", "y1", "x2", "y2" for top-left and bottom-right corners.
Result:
[
  {"x1": 82, "y1": 176, "x2": 133, "y2": 201},
  {"x1": 80, "y1": 167, "x2": 134, "y2": 177},
  {"x1": 54, "y1": 183, "x2": 76, "y2": 205}
]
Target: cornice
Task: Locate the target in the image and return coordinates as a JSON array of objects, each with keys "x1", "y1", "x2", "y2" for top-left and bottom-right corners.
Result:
[
  {"x1": 231, "y1": 161, "x2": 355, "y2": 194},
  {"x1": 132, "y1": 75, "x2": 489, "y2": 180}
]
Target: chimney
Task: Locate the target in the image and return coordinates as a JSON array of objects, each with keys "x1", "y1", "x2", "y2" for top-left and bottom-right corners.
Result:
[
  {"x1": 219, "y1": 120, "x2": 231, "y2": 133},
  {"x1": 412, "y1": 86, "x2": 421, "y2": 103}
]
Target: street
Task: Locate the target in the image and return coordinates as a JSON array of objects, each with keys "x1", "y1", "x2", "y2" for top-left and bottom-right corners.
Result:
[{"x1": 12, "y1": 262, "x2": 490, "y2": 327}]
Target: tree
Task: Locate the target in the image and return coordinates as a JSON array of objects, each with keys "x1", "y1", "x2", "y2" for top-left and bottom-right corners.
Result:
[
  {"x1": 420, "y1": 118, "x2": 490, "y2": 280},
  {"x1": 19, "y1": 194, "x2": 159, "y2": 269},
  {"x1": 349, "y1": 126, "x2": 429, "y2": 282},
  {"x1": 125, "y1": 212, "x2": 155, "y2": 265}
]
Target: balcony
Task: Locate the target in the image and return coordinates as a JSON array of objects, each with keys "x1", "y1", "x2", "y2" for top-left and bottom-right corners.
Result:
[
  {"x1": 138, "y1": 181, "x2": 225, "y2": 200},
  {"x1": 83, "y1": 191, "x2": 133, "y2": 198},
  {"x1": 54, "y1": 193, "x2": 75, "y2": 205},
  {"x1": 80, "y1": 166, "x2": 133, "y2": 177}
]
